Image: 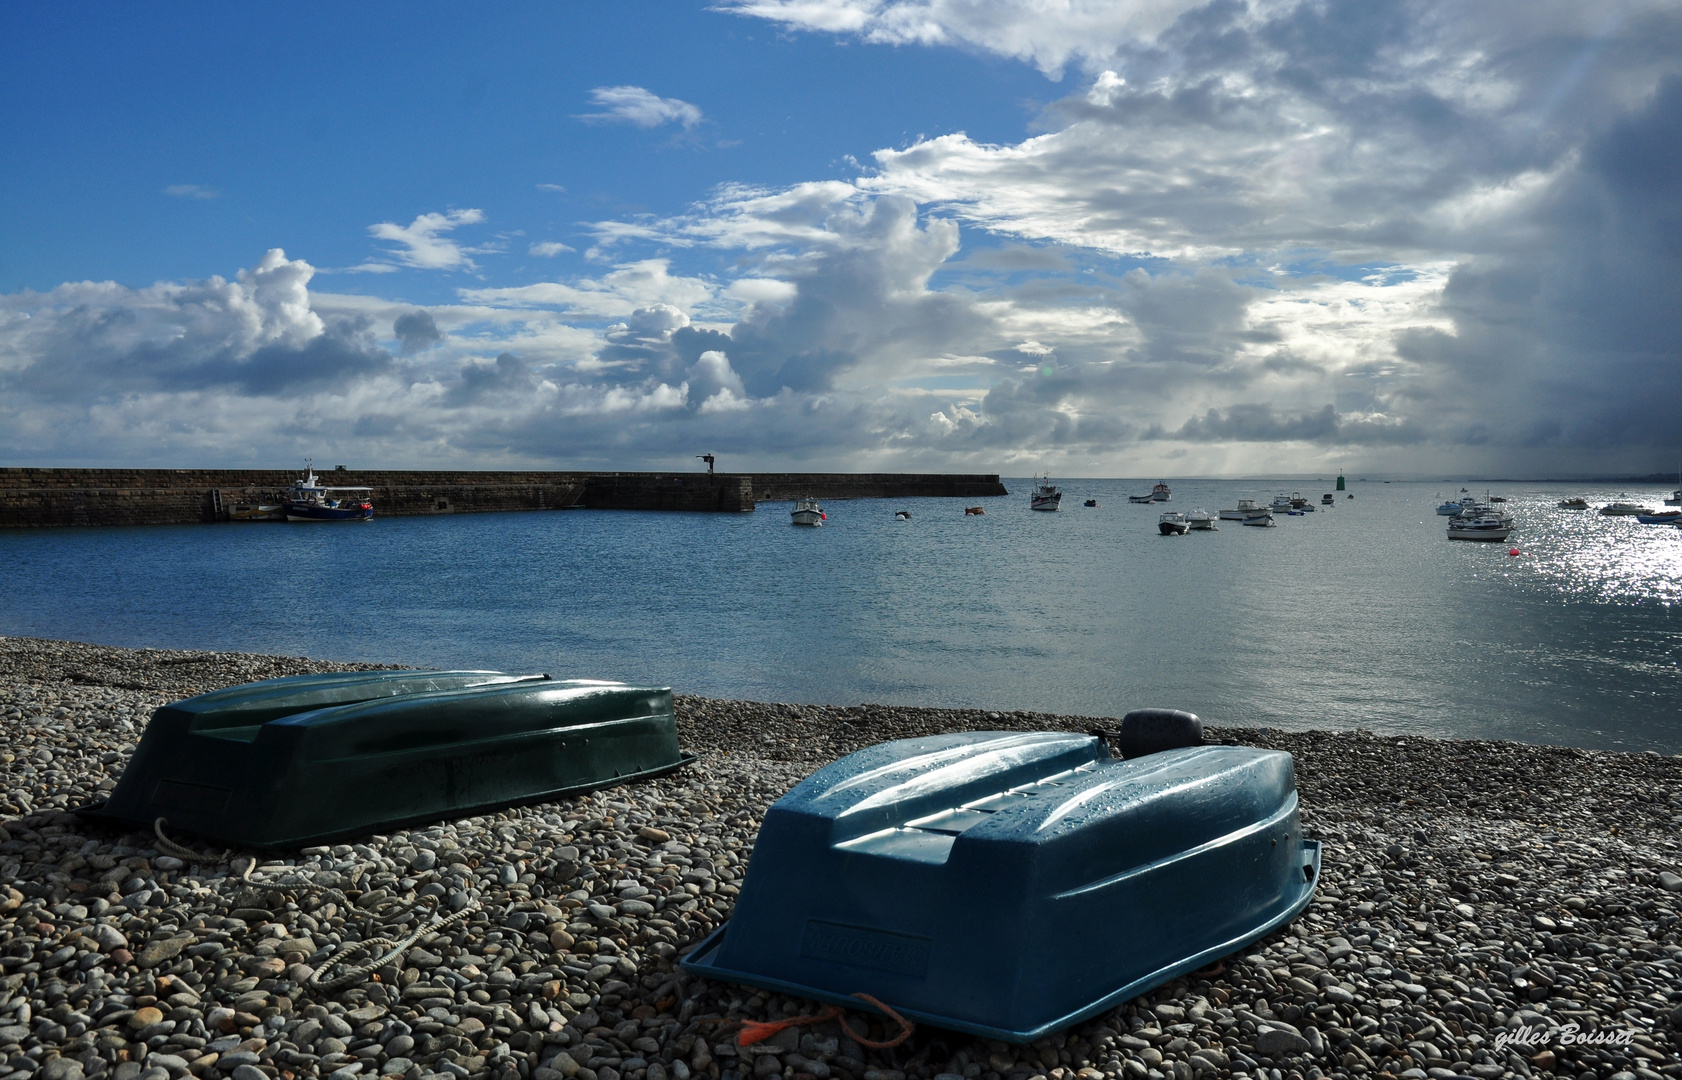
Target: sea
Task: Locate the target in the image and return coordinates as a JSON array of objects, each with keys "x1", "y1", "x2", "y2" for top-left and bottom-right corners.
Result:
[{"x1": 3, "y1": 479, "x2": 1680, "y2": 753}]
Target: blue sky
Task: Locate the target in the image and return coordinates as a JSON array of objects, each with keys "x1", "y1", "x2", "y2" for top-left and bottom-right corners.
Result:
[{"x1": 3, "y1": 1, "x2": 1679, "y2": 476}]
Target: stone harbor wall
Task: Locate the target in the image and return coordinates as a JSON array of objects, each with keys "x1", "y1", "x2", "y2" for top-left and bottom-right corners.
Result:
[
  {"x1": 0, "y1": 635, "x2": 1677, "y2": 1080},
  {"x1": 0, "y1": 470, "x2": 1006, "y2": 527}
]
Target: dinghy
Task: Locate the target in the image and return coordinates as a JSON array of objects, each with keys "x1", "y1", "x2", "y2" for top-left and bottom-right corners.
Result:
[
  {"x1": 81, "y1": 670, "x2": 691, "y2": 849},
  {"x1": 683, "y1": 727, "x2": 1318, "y2": 1043}
]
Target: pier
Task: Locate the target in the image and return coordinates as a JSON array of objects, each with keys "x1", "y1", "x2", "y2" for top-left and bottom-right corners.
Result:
[{"x1": 0, "y1": 468, "x2": 1007, "y2": 527}]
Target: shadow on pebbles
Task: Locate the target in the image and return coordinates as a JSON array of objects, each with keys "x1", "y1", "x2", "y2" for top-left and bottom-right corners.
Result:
[{"x1": 0, "y1": 637, "x2": 1679, "y2": 1080}]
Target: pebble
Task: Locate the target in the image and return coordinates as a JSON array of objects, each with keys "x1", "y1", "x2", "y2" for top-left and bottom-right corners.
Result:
[{"x1": 0, "y1": 636, "x2": 1678, "y2": 1080}]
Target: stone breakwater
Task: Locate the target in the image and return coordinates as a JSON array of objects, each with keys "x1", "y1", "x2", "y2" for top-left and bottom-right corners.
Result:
[
  {"x1": 0, "y1": 472, "x2": 1008, "y2": 527},
  {"x1": 0, "y1": 636, "x2": 1679, "y2": 1080}
]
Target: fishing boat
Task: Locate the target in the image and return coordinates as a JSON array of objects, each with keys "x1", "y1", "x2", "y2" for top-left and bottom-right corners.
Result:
[
  {"x1": 792, "y1": 497, "x2": 826, "y2": 526},
  {"x1": 285, "y1": 464, "x2": 373, "y2": 522},
  {"x1": 1435, "y1": 496, "x2": 1470, "y2": 515},
  {"x1": 1447, "y1": 514, "x2": 1513, "y2": 541},
  {"x1": 1599, "y1": 499, "x2": 1652, "y2": 516},
  {"x1": 1321, "y1": 493, "x2": 1334, "y2": 505},
  {"x1": 1270, "y1": 493, "x2": 1294, "y2": 513},
  {"x1": 1289, "y1": 492, "x2": 1308, "y2": 508},
  {"x1": 1668, "y1": 490, "x2": 1682, "y2": 507},
  {"x1": 1151, "y1": 481, "x2": 1172, "y2": 501},
  {"x1": 682, "y1": 728, "x2": 1318, "y2": 1043},
  {"x1": 1219, "y1": 498, "x2": 1262, "y2": 521},
  {"x1": 81, "y1": 671, "x2": 692, "y2": 849},
  {"x1": 1128, "y1": 494, "x2": 1154, "y2": 504},
  {"x1": 1030, "y1": 476, "x2": 1062, "y2": 511},
  {"x1": 1185, "y1": 509, "x2": 1217, "y2": 530},
  {"x1": 1636, "y1": 511, "x2": 1682, "y2": 524},
  {"x1": 1558, "y1": 497, "x2": 1589, "y2": 509},
  {"x1": 1158, "y1": 511, "x2": 1189, "y2": 535},
  {"x1": 1242, "y1": 509, "x2": 1276, "y2": 527}
]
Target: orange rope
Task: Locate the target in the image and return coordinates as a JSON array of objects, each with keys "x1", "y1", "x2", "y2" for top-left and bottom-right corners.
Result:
[{"x1": 735, "y1": 993, "x2": 916, "y2": 1050}]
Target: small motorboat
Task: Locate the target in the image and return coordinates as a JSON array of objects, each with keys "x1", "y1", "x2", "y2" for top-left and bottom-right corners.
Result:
[
  {"x1": 1489, "y1": 495, "x2": 1508, "y2": 503},
  {"x1": 1128, "y1": 494, "x2": 1155, "y2": 504},
  {"x1": 228, "y1": 503, "x2": 285, "y2": 522},
  {"x1": 1558, "y1": 497, "x2": 1589, "y2": 509},
  {"x1": 1636, "y1": 511, "x2": 1682, "y2": 524},
  {"x1": 1270, "y1": 493, "x2": 1294, "y2": 513},
  {"x1": 1321, "y1": 493, "x2": 1334, "y2": 505},
  {"x1": 1447, "y1": 514, "x2": 1513, "y2": 541},
  {"x1": 1668, "y1": 489, "x2": 1682, "y2": 507},
  {"x1": 1151, "y1": 481, "x2": 1172, "y2": 501},
  {"x1": 895, "y1": 510, "x2": 913, "y2": 520},
  {"x1": 1289, "y1": 492, "x2": 1308, "y2": 508},
  {"x1": 1158, "y1": 511, "x2": 1190, "y2": 535},
  {"x1": 285, "y1": 463, "x2": 373, "y2": 522},
  {"x1": 1185, "y1": 509, "x2": 1217, "y2": 530},
  {"x1": 1219, "y1": 498, "x2": 1262, "y2": 521},
  {"x1": 1435, "y1": 497, "x2": 1467, "y2": 515},
  {"x1": 1286, "y1": 509, "x2": 1305, "y2": 516},
  {"x1": 1346, "y1": 493, "x2": 1354, "y2": 499},
  {"x1": 1242, "y1": 509, "x2": 1276, "y2": 527},
  {"x1": 1030, "y1": 475, "x2": 1062, "y2": 511},
  {"x1": 1084, "y1": 498, "x2": 1098, "y2": 507},
  {"x1": 792, "y1": 497, "x2": 826, "y2": 526},
  {"x1": 82, "y1": 671, "x2": 692, "y2": 848},
  {"x1": 682, "y1": 727, "x2": 1318, "y2": 1043},
  {"x1": 1599, "y1": 499, "x2": 1652, "y2": 516},
  {"x1": 965, "y1": 506, "x2": 986, "y2": 516}
]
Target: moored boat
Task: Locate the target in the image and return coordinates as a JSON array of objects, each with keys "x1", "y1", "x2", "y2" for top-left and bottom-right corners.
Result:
[
  {"x1": 1636, "y1": 511, "x2": 1682, "y2": 524},
  {"x1": 1599, "y1": 499, "x2": 1652, "y2": 516},
  {"x1": 1084, "y1": 498, "x2": 1098, "y2": 507},
  {"x1": 1158, "y1": 511, "x2": 1189, "y2": 535},
  {"x1": 285, "y1": 465, "x2": 373, "y2": 522},
  {"x1": 1030, "y1": 475, "x2": 1063, "y2": 511},
  {"x1": 1558, "y1": 497, "x2": 1589, "y2": 509},
  {"x1": 1447, "y1": 513, "x2": 1513, "y2": 541},
  {"x1": 1219, "y1": 498, "x2": 1262, "y2": 521},
  {"x1": 1185, "y1": 508, "x2": 1217, "y2": 530},
  {"x1": 1242, "y1": 509, "x2": 1276, "y2": 527},
  {"x1": 681, "y1": 728, "x2": 1318, "y2": 1043},
  {"x1": 1321, "y1": 493, "x2": 1334, "y2": 505},
  {"x1": 82, "y1": 671, "x2": 692, "y2": 848},
  {"x1": 792, "y1": 497, "x2": 826, "y2": 526},
  {"x1": 1289, "y1": 492, "x2": 1308, "y2": 508},
  {"x1": 894, "y1": 510, "x2": 912, "y2": 521},
  {"x1": 228, "y1": 503, "x2": 285, "y2": 522},
  {"x1": 1128, "y1": 494, "x2": 1154, "y2": 504},
  {"x1": 1270, "y1": 493, "x2": 1294, "y2": 513},
  {"x1": 1151, "y1": 481, "x2": 1172, "y2": 501}
]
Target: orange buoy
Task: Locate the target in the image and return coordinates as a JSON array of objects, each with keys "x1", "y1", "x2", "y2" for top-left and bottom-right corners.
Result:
[{"x1": 1508, "y1": 547, "x2": 1520, "y2": 556}]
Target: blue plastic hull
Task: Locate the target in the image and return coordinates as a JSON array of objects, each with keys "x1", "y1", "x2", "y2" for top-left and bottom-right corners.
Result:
[{"x1": 683, "y1": 731, "x2": 1320, "y2": 1042}]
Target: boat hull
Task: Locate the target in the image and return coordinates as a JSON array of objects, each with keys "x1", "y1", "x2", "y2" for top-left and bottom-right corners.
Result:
[
  {"x1": 1447, "y1": 527, "x2": 1512, "y2": 541},
  {"x1": 791, "y1": 512, "x2": 824, "y2": 526},
  {"x1": 82, "y1": 671, "x2": 690, "y2": 848},
  {"x1": 1158, "y1": 521, "x2": 1188, "y2": 535},
  {"x1": 683, "y1": 732, "x2": 1319, "y2": 1043},
  {"x1": 286, "y1": 501, "x2": 373, "y2": 522},
  {"x1": 1030, "y1": 496, "x2": 1061, "y2": 511}
]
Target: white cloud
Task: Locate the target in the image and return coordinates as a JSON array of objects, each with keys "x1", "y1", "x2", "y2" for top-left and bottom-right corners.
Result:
[
  {"x1": 366, "y1": 209, "x2": 488, "y2": 271},
  {"x1": 580, "y1": 86, "x2": 703, "y2": 129},
  {"x1": 163, "y1": 184, "x2": 219, "y2": 200},
  {"x1": 529, "y1": 241, "x2": 575, "y2": 257},
  {"x1": 460, "y1": 259, "x2": 716, "y2": 320}
]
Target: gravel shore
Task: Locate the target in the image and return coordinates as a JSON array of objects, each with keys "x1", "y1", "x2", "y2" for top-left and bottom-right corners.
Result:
[{"x1": 0, "y1": 636, "x2": 1678, "y2": 1080}]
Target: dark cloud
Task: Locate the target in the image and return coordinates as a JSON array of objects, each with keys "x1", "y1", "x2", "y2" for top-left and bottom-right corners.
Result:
[
  {"x1": 447, "y1": 352, "x2": 536, "y2": 405},
  {"x1": 393, "y1": 310, "x2": 443, "y2": 353}
]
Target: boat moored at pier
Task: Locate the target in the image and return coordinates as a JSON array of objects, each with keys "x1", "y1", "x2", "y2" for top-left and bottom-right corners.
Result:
[{"x1": 285, "y1": 465, "x2": 372, "y2": 522}]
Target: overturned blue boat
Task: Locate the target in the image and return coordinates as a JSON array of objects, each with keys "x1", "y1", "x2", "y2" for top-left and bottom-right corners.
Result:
[
  {"x1": 82, "y1": 669, "x2": 692, "y2": 849},
  {"x1": 683, "y1": 729, "x2": 1319, "y2": 1043}
]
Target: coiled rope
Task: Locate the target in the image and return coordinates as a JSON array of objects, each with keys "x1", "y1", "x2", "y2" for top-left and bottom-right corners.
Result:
[{"x1": 152, "y1": 816, "x2": 482, "y2": 991}]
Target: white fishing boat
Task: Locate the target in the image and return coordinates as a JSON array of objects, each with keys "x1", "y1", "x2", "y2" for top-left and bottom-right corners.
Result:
[
  {"x1": 1220, "y1": 498, "x2": 1262, "y2": 521},
  {"x1": 284, "y1": 464, "x2": 373, "y2": 522},
  {"x1": 1320, "y1": 493, "x2": 1334, "y2": 505},
  {"x1": 1242, "y1": 509, "x2": 1276, "y2": 527},
  {"x1": 1151, "y1": 481, "x2": 1172, "y2": 502},
  {"x1": 1447, "y1": 514, "x2": 1512, "y2": 541},
  {"x1": 791, "y1": 497, "x2": 826, "y2": 526},
  {"x1": 1270, "y1": 493, "x2": 1294, "y2": 513},
  {"x1": 1128, "y1": 493, "x2": 1155, "y2": 504},
  {"x1": 1599, "y1": 499, "x2": 1651, "y2": 517},
  {"x1": 1185, "y1": 509, "x2": 1217, "y2": 530},
  {"x1": 1158, "y1": 511, "x2": 1189, "y2": 535},
  {"x1": 1030, "y1": 475, "x2": 1062, "y2": 511}
]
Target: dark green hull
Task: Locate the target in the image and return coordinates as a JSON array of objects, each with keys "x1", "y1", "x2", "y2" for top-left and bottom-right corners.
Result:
[{"x1": 83, "y1": 670, "x2": 690, "y2": 849}]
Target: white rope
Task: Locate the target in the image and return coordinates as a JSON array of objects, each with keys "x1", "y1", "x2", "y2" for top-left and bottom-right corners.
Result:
[{"x1": 151, "y1": 817, "x2": 483, "y2": 991}]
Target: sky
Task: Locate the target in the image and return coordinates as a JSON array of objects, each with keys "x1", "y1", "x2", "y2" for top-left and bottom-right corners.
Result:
[{"x1": 2, "y1": 0, "x2": 1679, "y2": 477}]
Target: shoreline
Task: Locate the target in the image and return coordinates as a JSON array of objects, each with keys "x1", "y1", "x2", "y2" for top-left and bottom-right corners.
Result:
[{"x1": 0, "y1": 637, "x2": 1677, "y2": 1080}]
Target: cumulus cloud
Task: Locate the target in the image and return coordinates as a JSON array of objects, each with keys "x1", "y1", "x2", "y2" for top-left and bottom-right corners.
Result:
[
  {"x1": 365, "y1": 209, "x2": 488, "y2": 271},
  {"x1": 529, "y1": 241, "x2": 575, "y2": 257},
  {"x1": 580, "y1": 86, "x2": 703, "y2": 129},
  {"x1": 393, "y1": 310, "x2": 443, "y2": 354}
]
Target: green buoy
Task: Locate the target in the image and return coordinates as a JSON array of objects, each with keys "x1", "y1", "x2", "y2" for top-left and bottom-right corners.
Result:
[{"x1": 1336, "y1": 473, "x2": 1346, "y2": 490}]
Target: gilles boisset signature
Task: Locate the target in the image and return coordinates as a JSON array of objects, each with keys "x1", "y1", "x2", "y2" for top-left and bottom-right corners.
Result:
[{"x1": 1491, "y1": 1022, "x2": 1635, "y2": 1052}]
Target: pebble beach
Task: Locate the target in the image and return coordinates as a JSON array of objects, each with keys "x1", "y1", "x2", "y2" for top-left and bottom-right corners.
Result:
[{"x1": 0, "y1": 637, "x2": 1678, "y2": 1080}]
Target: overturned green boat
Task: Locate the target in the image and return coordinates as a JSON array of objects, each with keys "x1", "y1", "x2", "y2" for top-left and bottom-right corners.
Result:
[{"x1": 82, "y1": 669, "x2": 692, "y2": 848}]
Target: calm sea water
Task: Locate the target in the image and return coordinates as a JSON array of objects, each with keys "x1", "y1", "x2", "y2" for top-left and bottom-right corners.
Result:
[{"x1": 3, "y1": 479, "x2": 1680, "y2": 752}]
